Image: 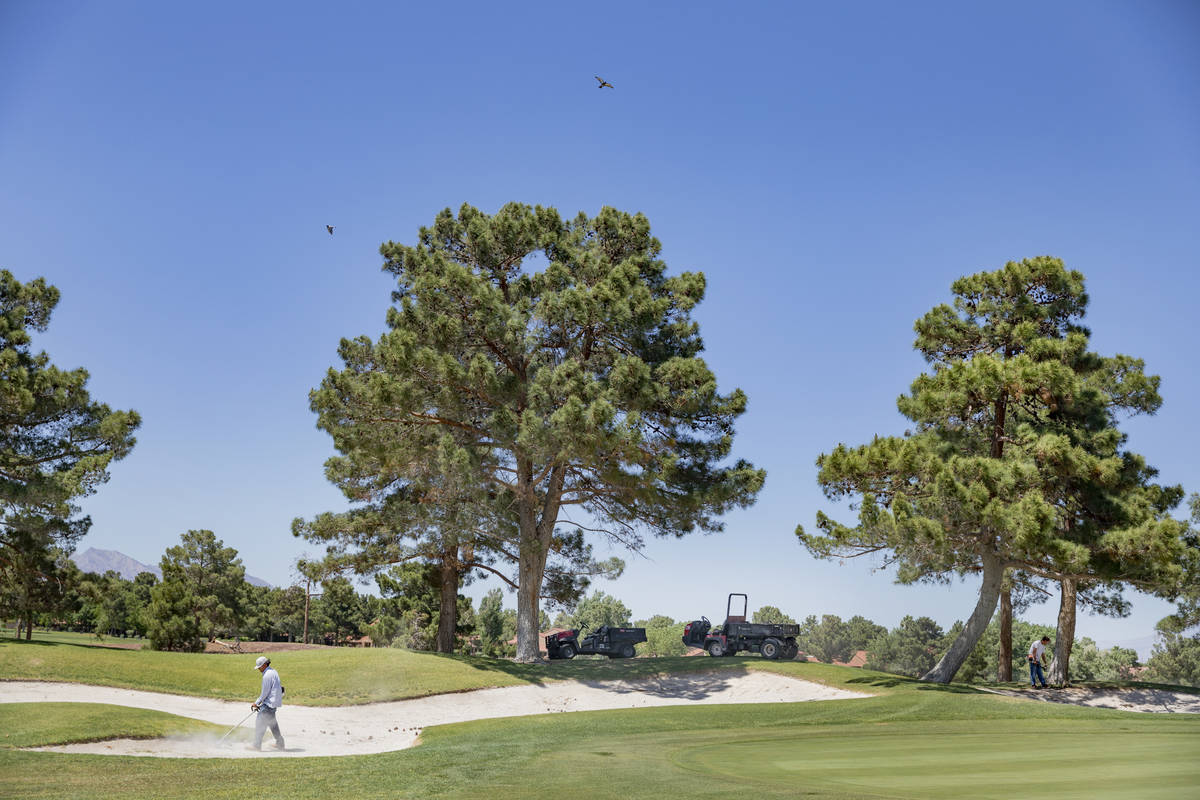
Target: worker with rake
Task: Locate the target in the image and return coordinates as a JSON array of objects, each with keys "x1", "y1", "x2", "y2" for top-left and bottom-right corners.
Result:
[{"x1": 248, "y1": 656, "x2": 285, "y2": 751}]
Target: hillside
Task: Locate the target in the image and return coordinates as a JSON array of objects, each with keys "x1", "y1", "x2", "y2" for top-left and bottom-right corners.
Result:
[{"x1": 71, "y1": 547, "x2": 271, "y2": 587}]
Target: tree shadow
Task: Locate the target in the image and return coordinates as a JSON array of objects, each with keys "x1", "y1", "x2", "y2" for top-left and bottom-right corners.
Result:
[
  {"x1": 845, "y1": 674, "x2": 985, "y2": 694},
  {"x1": 576, "y1": 665, "x2": 751, "y2": 700},
  {"x1": 0, "y1": 637, "x2": 141, "y2": 652},
  {"x1": 431, "y1": 652, "x2": 751, "y2": 692}
]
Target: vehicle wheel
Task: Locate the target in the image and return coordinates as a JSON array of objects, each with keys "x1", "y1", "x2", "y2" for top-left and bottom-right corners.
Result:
[
  {"x1": 620, "y1": 643, "x2": 636, "y2": 659},
  {"x1": 560, "y1": 643, "x2": 576, "y2": 660},
  {"x1": 782, "y1": 642, "x2": 799, "y2": 661},
  {"x1": 707, "y1": 640, "x2": 726, "y2": 658},
  {"x1": 761, "y1": 638, "x2": 782, "y2": 660}
]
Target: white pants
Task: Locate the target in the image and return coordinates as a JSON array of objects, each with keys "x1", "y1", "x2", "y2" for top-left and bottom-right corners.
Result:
[{"x1": 253, "y1": 706, "x2": 284, "y2": 749}]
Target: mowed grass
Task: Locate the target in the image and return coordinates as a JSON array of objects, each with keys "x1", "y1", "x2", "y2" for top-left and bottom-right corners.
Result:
[
  {"x1": 0, "y1": 636, "x2": 814, "y2": 704},
  {"x1": 0, "y1": 703, "x2": 220, "y2": 748},
  {"x1": 1, "y1": 651, "x2": 1197, "y2": 800}
]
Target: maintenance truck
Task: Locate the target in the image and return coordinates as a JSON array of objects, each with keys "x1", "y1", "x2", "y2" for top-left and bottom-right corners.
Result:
[
  {"x1": 545, "y1": 625, "x2": 647, "y2": 659},
  {"x1": 682, "y1": 593, "x2": 800, "y2": 659}
]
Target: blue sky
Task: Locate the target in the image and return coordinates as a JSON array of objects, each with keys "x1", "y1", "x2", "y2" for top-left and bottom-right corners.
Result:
[{"x1": 2, "y1": 1, "x2": 1197, "y2": 656}]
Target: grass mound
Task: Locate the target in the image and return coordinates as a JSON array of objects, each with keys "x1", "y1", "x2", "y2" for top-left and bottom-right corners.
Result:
[
  {"x1": 0, "y1": 703, "x2": 219, "y2": 749},
  {"x1": 0, "y1": 636, "x2": 850, "y2": 704}
]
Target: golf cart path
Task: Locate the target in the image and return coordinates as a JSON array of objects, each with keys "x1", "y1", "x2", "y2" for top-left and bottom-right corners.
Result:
[{"x1": 1, "y1": 671, "x2": 867, "y2": 759}]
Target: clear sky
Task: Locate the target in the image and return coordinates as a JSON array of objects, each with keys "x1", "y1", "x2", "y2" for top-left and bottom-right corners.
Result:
[{"x1": 2, "y1": 1, "x2": 1197, "y2": 657}]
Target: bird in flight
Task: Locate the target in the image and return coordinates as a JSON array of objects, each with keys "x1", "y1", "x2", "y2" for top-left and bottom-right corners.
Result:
[
  {"x1": 326, "y1": 225, "x2": 334, "y2": 235},
  {"x1": 595, "y1": 76, "x2": 614, "y2": 89}
]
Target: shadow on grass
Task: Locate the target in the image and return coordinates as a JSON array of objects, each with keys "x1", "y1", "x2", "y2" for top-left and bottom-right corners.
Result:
[
  {"x1": 0, "y1": 637, "x2": 143, "y2": 653},
  {"x1": 430, "y1": 651, "x2": 752, "y2": 690},
  {"x1": 576, "y1": 664, "x2": 751, "y2": 699},
  {"x1": 845, "y1": 674, "x2": 985, "y2": 694}
]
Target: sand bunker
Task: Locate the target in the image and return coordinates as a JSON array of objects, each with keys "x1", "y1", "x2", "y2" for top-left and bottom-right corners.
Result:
[
  {"x1": 2, "y1": 671, "x2": 866, "y2": 759},
  {"x1": 984, "y1": 685, "x2": 1200, "y2": 714}
]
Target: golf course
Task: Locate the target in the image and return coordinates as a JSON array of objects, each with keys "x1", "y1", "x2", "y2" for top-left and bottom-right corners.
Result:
[{"x1": 2, "y1": 635, "x2": 1197, "y2": 799}]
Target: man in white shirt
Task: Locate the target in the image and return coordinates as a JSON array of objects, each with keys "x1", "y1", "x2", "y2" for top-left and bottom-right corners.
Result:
[
  {"x1": 249, "y1": 656, "x2": 285, "y2": 750},
  {"x1": 1027, "y1": 635, "x2": 1051, "y2": 689}
]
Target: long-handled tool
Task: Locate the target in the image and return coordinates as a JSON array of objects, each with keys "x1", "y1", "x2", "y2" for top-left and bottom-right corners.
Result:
[{"x1": 218, "y1": 708, "x2": 257, "y2": 745}]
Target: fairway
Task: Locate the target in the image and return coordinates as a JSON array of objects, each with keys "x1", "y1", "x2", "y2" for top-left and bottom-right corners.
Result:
[{"x1": 675, "y1": 721, "x2": 1200, "y2": 799}]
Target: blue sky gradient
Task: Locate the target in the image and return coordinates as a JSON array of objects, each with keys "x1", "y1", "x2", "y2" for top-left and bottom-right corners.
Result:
[{"x1": 2, "y1": 1, "x2": 1197, "y2": 656}]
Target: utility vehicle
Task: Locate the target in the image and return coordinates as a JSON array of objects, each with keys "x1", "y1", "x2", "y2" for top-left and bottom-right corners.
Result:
[
  {"x1": 682, "y1": 593, "x2": 800, "y2": 659},
  {"x1": 545, "y1": 625, "x2": 647, "y2": 659}
]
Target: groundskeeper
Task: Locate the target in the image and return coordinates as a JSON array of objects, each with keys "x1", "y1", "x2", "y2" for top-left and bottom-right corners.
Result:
[
  {"x1": 249, "y1": 655, "x2": 285, "y2": 751},
  {"x1": 1027, "y1": 635, "x2": 1051, "y2": 689}
]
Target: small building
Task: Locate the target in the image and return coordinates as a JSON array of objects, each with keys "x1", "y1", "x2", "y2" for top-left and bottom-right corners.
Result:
[{"x1": 833, "y1": 650, "x2": 868, "y2": 668}]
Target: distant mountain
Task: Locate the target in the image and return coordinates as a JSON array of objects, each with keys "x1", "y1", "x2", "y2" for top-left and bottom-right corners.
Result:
[
  {"x1": 71, "y1": 547, "x2": 271, "y2": 587},
  {"x1": 72, "y1": 548, "x2": 159, "y2": 581}
]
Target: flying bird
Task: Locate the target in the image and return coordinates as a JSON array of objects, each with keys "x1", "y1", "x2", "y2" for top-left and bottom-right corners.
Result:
[
  {"x1": 326, "y1": 225, "x2": 334, "y2": 235},
  {"x1": 594, "y1": 76, "x2": 614, "y2": 89}
]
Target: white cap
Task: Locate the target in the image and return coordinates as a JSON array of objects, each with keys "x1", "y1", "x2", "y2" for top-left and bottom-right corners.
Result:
[{"x1": 254, "y1": 656, "x2": 269, "y2": 670}]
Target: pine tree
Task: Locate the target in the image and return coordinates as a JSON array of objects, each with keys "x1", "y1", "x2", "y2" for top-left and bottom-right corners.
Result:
[
  {"x1": 309, "y1": 203, "x2": 764, "y2": 661},
  {"x1": 799, "y1": 257, "x2": 1190, "y2": 683},
  {"x1": 0, "y1": 270, "x2": 140, "y2": 637},
  {"x1": 149, "y1": 530, "x2": 246, "y2": 647}
]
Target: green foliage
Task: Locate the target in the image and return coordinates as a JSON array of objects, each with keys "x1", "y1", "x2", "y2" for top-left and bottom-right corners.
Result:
[
  {"x1": 147, "y1": 531, "x2": 246, "y2": 650},
  {"x1": 77, "y1": 570, "x2": 133, "y2": 638},
  {"x1": 846, "y1": 614, "x2": 887, "y2": 651},
  {"x1": 797, "y1": 614, "x2": 853, "y2": 663},
  {"x1": 1157, "y1": 494, "x2": 1200, "y2": 633},
  {"x1": 1146, "y1": 632, "x2": 1200, "y2": 688},
  {"x1": 0, "y1": 270, "x2": 140, "y2": 637},
  {"x1": 364, "y1": 614, "x2": 402, "y2": 648},
  {"x1": 262, "y1": 585, "x2": 307, "y2": 643},
  {"x1": 559, "y1": 590, "x2": 631, "y2": 631},
  {"x1": 799, "y1": 257, "x2": 1190, "y2": 683},
  {"x1": 793, "y1": 613, "x2": 884, "y2": 662},
  {"x1": 310, "y1": 203, "x2": 764, "y2": 660},
  {"x1": 145, "y1": 579, "x2": 203, "y2": 652},
  {"x1": 319, "y1": 575, "x2": 366, "y2": 642},
  {"x1": 375, "y1": 562, "x2": 476, "y2": 650},
  {"x1": 864, "y1": 616, "x2": 946, "y2": 677},
  {"x1": 751, "y1": 605, "x2": 795, "y2": 625},
  {"x1": 634, "y1": 615, "x2": 688, "y2": 657},
  {"x1": 475, "y1": 588, "x2": 508, "y2": 656},
  {"x1": 956, "y1": 617, "x2": 1057, "y2": 682}
]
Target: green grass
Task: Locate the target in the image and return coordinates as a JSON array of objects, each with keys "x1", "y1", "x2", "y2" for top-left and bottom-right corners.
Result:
[
  {"x1": 0, "y1": 637, "x2": 843, "y2": 704},
  {"x1": 0, "y1": 703, "x2": 220, "y2": 748},
  {"x1": 674, "y1": 721, "x2": 1197, "y2": 799},
  {"x1": 1, "y1": 652, "x2": 1197, "y2": 799},
  {"x1": 1, "y1": 629, "x2": 145, "y2": 648}
]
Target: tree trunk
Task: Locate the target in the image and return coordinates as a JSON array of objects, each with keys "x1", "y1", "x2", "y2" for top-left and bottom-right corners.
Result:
[
  {"x1": 923, "y1": 550, "x2": 1005, "y2": 683},
  {"x1": 434, "y1": 551, "x2": 459, "y2": 654},
  {"x1": 24, "y1": 612, "x2": 33, "y2": 641},
  {"x1": 515, "y1": 535, "x2": 549, "y2": 662},
  {"x1": 514, "y1": 464, "x2": 564, "y2": 663},
  {"x1": 1048, "y1": 577, "x2": 1077, "y2": 686},
  {"x1": 998, "y1": 586, "x2": 1013, "y2": 682}
]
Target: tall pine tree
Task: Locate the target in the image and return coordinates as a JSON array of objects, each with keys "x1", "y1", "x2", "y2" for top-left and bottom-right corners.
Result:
[
  {"x1": 799, "y1": 257, "x2": 1188, "y2": 683},
  {"x1": 0, "y1": 270, "x2": 140, "y2": 638},
  {"x1": 309, "y1": 203, "x2": 764, "y2": 661}
]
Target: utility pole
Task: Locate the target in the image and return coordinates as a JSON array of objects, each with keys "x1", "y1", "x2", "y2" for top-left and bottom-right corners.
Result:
[
  {"x1": 302, "y1": 578, "x2": 324, "y2": 645},
  {"x1": 303, "y1": 578, "x2": 310, "y2": 644},
  {"x1": 296, "y1": 558, "x2": 325, "y2": 645}
]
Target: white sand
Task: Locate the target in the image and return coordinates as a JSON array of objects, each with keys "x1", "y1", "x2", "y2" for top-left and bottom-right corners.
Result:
[
  {"x1": 984, "y1": 685, "x2": 1200, "y2": 714},
  {"x1": 1, "y1": 671, "x2": 867, "y2": 759}
]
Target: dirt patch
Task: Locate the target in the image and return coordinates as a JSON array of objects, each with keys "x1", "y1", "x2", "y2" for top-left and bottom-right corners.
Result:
[{"x1": 3, "y1": 672, "x2": 868, "y2": 759}]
